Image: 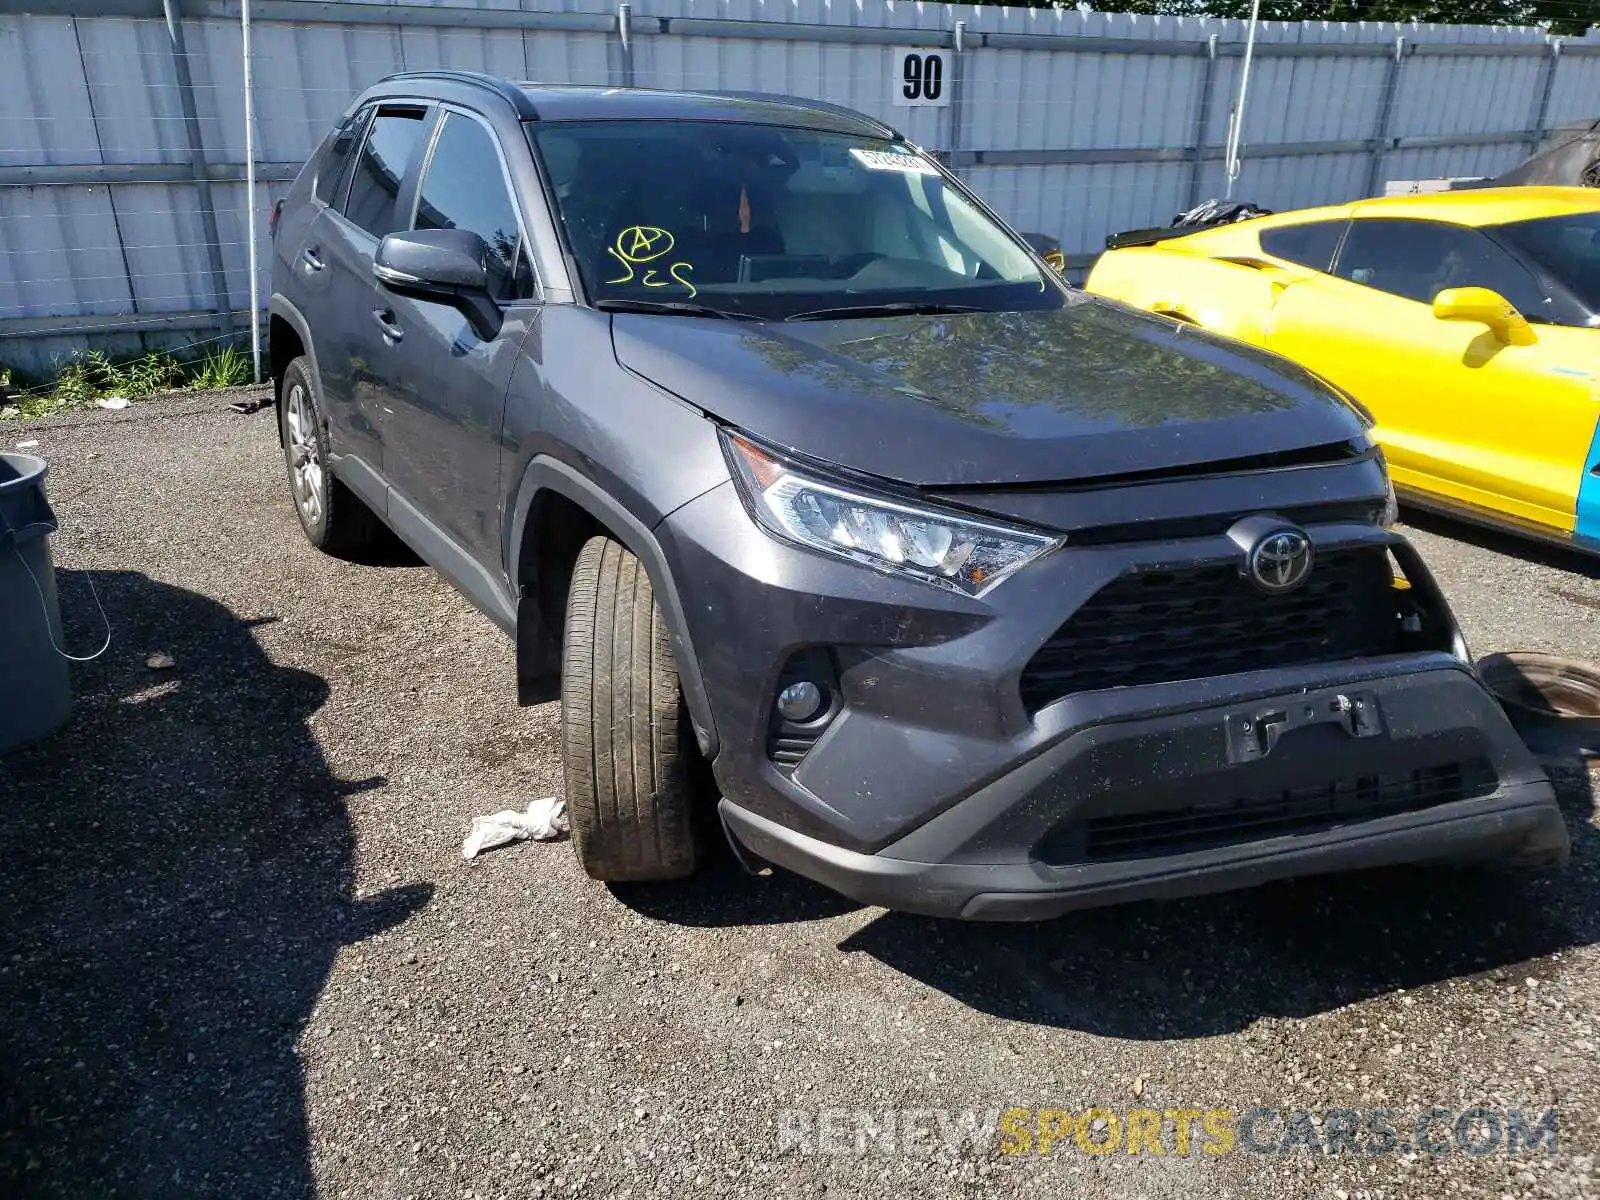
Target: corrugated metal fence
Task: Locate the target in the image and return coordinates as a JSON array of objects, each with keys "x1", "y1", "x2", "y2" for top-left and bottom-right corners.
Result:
[{"x1": 1, "y1": 0, "x2": 1597, "y2": 376}]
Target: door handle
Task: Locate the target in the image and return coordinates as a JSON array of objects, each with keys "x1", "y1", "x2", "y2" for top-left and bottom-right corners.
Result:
[
  {"x1": 371, "y1": 308, "x2": 404, "y2": 344},
  {"x1": 302, "y1": 247, "x2": 325, "y2": 272}
]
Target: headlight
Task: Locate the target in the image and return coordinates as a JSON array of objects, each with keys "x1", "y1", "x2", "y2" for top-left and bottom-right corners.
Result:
[
  {"x1": 722, "y1": 430, "x2": 1060, "y2": 597},
  {"x1": 1375, "y1": 447, "x2": 1399, "y2": 527}
]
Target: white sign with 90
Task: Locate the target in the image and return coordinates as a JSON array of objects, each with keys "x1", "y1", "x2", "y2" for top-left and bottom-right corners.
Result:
[{"x1": 893, "y1": 48, "x2": 950, "y2": 108}]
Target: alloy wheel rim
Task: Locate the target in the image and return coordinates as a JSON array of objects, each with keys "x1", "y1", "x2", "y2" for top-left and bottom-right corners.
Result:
[{"x1": 285, "y1": 382, "x2": 324, "y2": 525}]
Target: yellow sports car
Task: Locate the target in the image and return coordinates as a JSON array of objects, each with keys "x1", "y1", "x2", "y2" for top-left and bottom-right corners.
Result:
[{"x1": 1085, "y1": 187, "x2": 1600, "y2": 553}]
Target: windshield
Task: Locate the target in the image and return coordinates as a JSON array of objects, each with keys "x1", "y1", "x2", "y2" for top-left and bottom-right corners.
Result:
[
  {"x1": 1491, "y1": 212, "x2": 1600, "y2": 318},
  {"x1": 530, "y1": 120, "x2": 1058, "y2": 320}
]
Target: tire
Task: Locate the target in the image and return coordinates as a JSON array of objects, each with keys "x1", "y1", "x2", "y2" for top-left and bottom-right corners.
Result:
[
  {"x1": 561, "y1": 535, "x2": 705, "y2": 882},
  {"x1": 277, "y1": 355, "x2": 388, "y2": 558}
]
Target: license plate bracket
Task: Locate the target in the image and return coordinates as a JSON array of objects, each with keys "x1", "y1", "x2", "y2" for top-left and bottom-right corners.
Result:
[{"x1": 1224, "y1": 690, "x2": 1382, "y2": 764}]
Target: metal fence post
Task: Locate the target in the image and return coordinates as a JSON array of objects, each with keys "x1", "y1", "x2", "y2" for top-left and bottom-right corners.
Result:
[
  {"x1": 160, "y1": 0, "x2": 234, "y2": 341},
  {"x1": 71, "y1": 15, "x2": 140, "y2": 330},
  {"x1": 242, "y1": 0, "x2": 261, "y2": 383},
  {"x1": 948, "y1": 20, "x2": 967, "y2": 158},
  {"x1": 1185, "y1": 34, "x2": 1219, "y2": 209},
  {"x1": 1528, "y1": 38, "x2": 1563, "y2": 152},
  {"x1": 1363, "y1": 35, "x2": 1406, "y2": 198},
  {"x1": 1224, "y1": 0, "x2": 1262, "y2": 199},
  {"x1": 617, "y1": 3, "x2": 634, "y2": 88}
]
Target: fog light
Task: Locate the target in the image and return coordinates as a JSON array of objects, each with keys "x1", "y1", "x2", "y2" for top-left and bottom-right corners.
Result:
[{"x1": 776, "y1": 681, "x2": 824, "y2": 723}]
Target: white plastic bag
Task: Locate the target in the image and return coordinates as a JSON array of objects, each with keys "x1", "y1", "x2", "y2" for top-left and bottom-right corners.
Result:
[{"x1": 461, "y1": 796, "x2": 568, "y2": 859}]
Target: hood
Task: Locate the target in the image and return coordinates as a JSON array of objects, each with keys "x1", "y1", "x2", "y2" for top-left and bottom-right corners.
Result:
[{"x1": 609, "y1": 297, "x2": 1369, "y2": 488}]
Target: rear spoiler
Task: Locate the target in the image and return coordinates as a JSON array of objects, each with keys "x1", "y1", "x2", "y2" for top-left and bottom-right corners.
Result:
[
  {"x1": 1107, "y1": 199, "x2": 1274, "y2": 250},
  {"x1": 1105, "y1": 225, "x2": 1204, "y2": 251}
]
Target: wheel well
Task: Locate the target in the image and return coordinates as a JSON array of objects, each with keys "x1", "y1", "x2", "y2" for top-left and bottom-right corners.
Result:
[
  {"x1": 1153, "y1": 308, "x2": 1198, "y2": 325},
  {"x1": 268, "y1": 314, "x2": 304, "y2": 392},
  {"x1": 515, "y1": 489, "x2": 606, "y2": 703}
]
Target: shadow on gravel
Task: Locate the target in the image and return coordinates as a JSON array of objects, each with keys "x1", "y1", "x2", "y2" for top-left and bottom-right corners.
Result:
[
  {"x1": 612, "y1": 856, "x2": 861, "y2": 927},
  {"x1": 0, "y1": 570, "x2": 431, "y2": 1199},
  {"x1": 840, "y1": 764, "x2": 1598, "y2": 1039},
  {"x1": 339, "y1": 527, "x2": 423, "y2": 569},
  {"x1": 1401, "y1": 507, "x2": 1600, "y2": 580}
]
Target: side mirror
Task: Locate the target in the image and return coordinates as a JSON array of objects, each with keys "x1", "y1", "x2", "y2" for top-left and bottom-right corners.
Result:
[
  {"x1": 1020, "y1": 231, "x2": 1066, "y2": 273},
  {"x1": 375, "y1": 228, "x2": 489, "y2": 293},
  {"x1": 374, "y1": 228, "x2": 501, "y2": 339},
  {"x1": 1432, "y1": 286, "x2": 1536, "y2": 346}
]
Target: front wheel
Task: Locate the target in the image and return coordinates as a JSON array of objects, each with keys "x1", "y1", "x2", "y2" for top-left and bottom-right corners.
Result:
[{"x1": 561, "y1": 535, "x2": 705, "y2": 882}]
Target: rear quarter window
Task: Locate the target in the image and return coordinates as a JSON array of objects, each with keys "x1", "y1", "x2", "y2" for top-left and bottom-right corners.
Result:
[
  {"x1": 313, "y1": 108, "x2": 369, "y2": 207},
  {"x1": 1258, "y1": 219, "x2": 1345, "y2": 271}
]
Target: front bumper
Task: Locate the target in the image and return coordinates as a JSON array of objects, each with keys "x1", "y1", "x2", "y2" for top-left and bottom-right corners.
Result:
[
  {"x1": 722, "y1": 777, "x2": 1566, "y2": 922},
  {"x1": 657, "y1": 482, "x2": 1567, "y2": 919},
  {"x1": 719, "y1": 665, "x2": 1567, "y2": 920}
]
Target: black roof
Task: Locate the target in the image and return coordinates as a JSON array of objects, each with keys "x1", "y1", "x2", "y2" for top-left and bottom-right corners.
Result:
[{"x1": 375, "y1": 72, "x2": 897, "y2": 139}]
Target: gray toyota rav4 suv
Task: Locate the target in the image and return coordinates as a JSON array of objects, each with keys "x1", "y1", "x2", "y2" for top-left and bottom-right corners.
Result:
[{"x1": 268, "y1": 71, "x2": 1568, "y2": 919}]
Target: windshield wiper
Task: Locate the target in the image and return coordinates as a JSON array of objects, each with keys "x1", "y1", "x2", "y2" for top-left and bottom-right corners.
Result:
[
  {"x1": 784, "y1": 301, "x2": 986, "y2": 322},
  {"x1": 595, "y1": 299, "x2": 762, "y2": 321}
]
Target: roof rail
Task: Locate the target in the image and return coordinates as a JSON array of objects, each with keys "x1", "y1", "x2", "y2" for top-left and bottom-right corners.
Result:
[
  {"x1": 691, "y1": 90, "x2": 898, "y2": 140},
  {"x1": 377, "y1": 70, "x2": 538, "y2": 119}
]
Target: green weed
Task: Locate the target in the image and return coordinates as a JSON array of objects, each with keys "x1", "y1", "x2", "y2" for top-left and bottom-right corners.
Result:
[
  {"x1": 188, "y1": 343, "x2": 251, "y2": 390},
  {"x1": 1, "y1": 340, "x2": 258, "y2": 421}
]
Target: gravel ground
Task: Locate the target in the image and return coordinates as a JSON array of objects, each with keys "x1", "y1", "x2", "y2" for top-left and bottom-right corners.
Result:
[{"x1": 2, "y1": 394, "x2": 1597, "y2": 1200}]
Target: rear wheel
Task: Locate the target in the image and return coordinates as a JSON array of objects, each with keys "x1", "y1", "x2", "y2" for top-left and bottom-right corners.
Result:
[
  {"x1": 561, "y1": 535, "x2": 705, "y2": 881},
  {"x1": 278, "y1": 356, "x2": 387, "y2": 558}
]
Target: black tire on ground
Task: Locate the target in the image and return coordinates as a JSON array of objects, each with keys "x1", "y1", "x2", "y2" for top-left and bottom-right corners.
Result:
[
  {"x1": 277, "y1": 355, "x2": 388, "y2": 558},
  {"x1": 561, "y1": 535, "x2": 705, "y2": 882}
]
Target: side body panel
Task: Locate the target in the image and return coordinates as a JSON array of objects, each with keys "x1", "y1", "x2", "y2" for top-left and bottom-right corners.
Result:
[
  {"x1": 379, "y1": 300, "x2": 539, "y2": 580},
  {"x1": 1085, "y1": 246, "x2": 1296, "y2": 347},
  {"x1": 319, "y1": 206, "x2": 396, "y2": 479},
  {"x1": 1086, "y1": 224, "x2": 1600, "y2": 543},
  {"x1": 1265, "y1": 279, "x2": 1597, "y2": 533},
  {"x1": 498, "y1": 305, "x2": 734, "y2": 750}
]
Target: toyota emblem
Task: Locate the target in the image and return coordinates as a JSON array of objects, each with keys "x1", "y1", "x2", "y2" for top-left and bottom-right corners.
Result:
[{"x1": 1246, "y1": 528, "x2": 1313, "y2": 594}]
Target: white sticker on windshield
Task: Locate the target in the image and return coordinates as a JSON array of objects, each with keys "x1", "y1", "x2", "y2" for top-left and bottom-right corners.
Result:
[{"x1": 850, "y1": 148, "x2": 939, "y2": 175}]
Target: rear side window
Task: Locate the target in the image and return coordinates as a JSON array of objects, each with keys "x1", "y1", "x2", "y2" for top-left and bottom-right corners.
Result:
[
  {"x1": 343, "y1": 106, "x2": 430, "y2": 239},
  {"x1": 1335, "y1": 218, "x2": 1549, "y2": 318},
  {"x1": 313, "y1": 108, "x2": 368, "y2": 207},
  {"x1": 413, "y1": 112, "x2": 536, "y2": 301},
  {"x1": 1259, "y1": 219, "x2": 1344, "y2": 271}
]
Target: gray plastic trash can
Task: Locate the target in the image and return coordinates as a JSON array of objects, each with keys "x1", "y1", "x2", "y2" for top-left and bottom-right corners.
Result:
[{"x1": 0, "y1": 452, "x2": 71, "y2": 753}]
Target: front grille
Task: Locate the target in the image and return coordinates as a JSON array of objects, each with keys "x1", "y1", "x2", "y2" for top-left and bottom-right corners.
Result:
[
  {"x1": 1068, "y1": 760, "x2": 1498, "y2": 862},
  {"x1": 1019, "y1": 548, "x2": 1397, "y2": 711}
]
